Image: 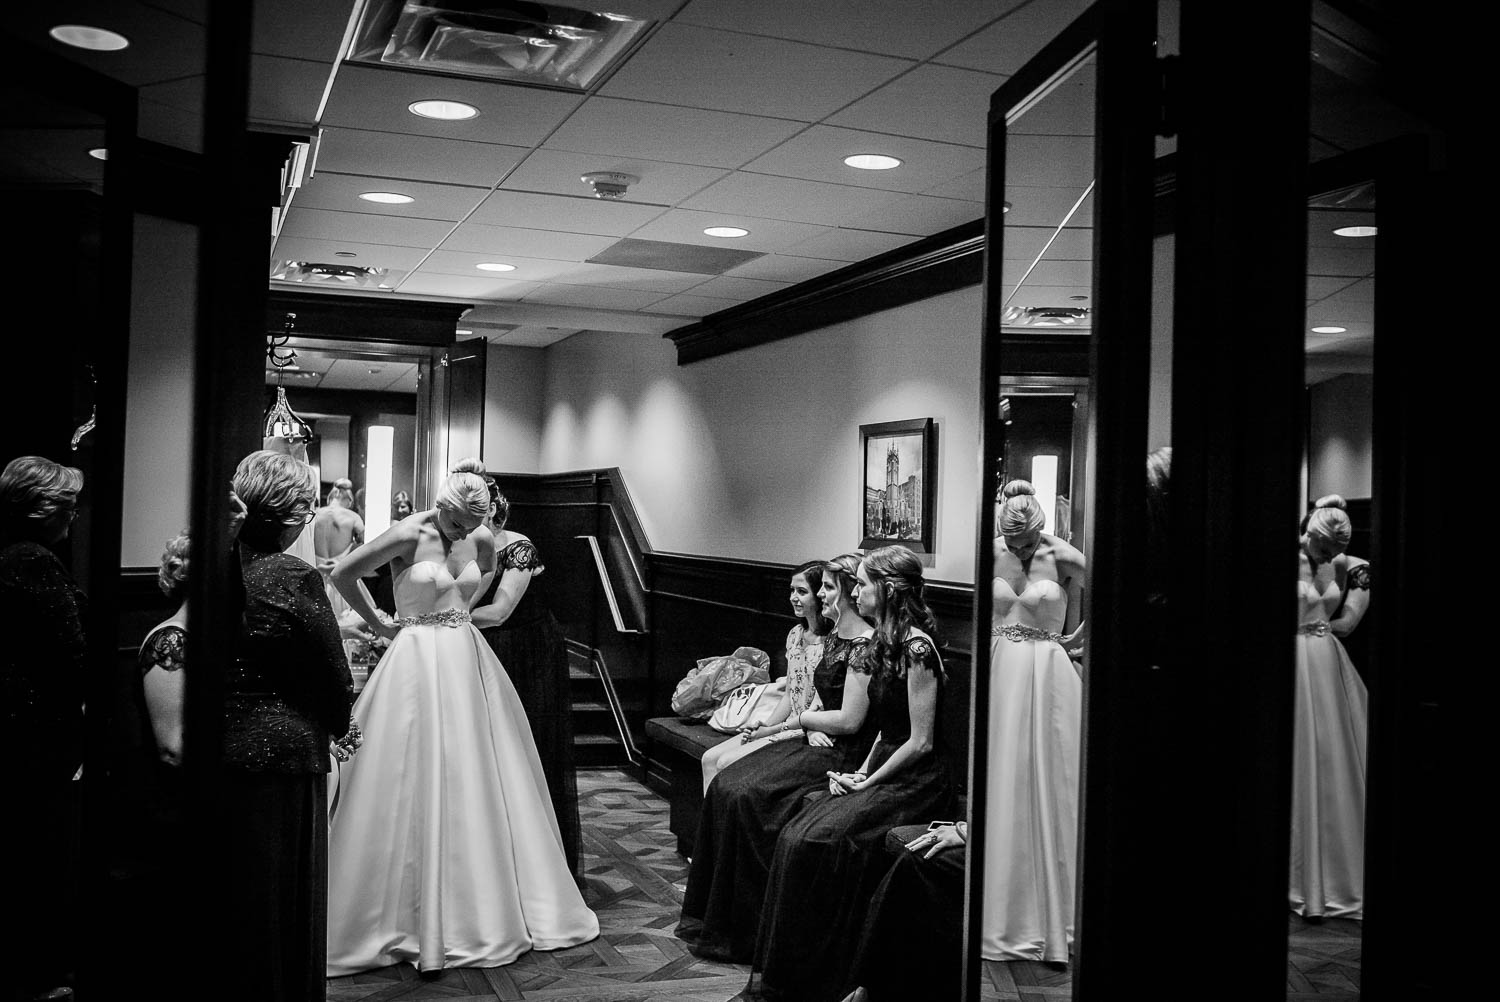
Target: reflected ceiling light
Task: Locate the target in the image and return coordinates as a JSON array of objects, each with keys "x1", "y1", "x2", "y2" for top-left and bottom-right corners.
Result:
[
  {"x1": 87, "y1": 148, "x2": 108, "y2": 161},
  {"x1": 1311, "y1": 325, "x2": 1347, "y2": 334},
  {"x1": 334, "y1": 250, "x2": 357, "y2": 258},
  {"x1": 476, "y1": 262, "x2": 516, "y2": 272},
  {"x1": 1333, "y1": 225, "x2": 1377, "y2": 238},
  {"x1": 408, "y1": 99, "x2": 479, "y2": 120},
  {"x1": 49, "y1": 25, "x2": 130, "y2": 51},
  {"x1": 704, "y1": 226, "x2": 749, "y2": 238},
  {"x1": 1002, "y1": 201, "x2": 1011, "y2": 213},
  {"x1": 843, "y1": 153, "x2": 902, "y2": 170},
  {"x1": 359, "y1": 191, "x2": 414, "y2": 203},
  {"x1": 456, "y1": 328, "x2": 473, "y2": 335}
]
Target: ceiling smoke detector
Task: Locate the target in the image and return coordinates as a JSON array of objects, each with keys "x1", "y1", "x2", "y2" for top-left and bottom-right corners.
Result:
[{"x1": 580, "y1": 171, "x2": 638, "y2": 200}]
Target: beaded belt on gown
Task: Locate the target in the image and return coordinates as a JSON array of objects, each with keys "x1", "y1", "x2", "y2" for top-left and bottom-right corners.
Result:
[
  {"x1": 398, "y1": 609, "x2": 471, "y2": 629},
  {"x1": 991, "y1": 623, "x2": 1065, "y2": 643},
  {"x1": 1296, "y1": 619, "x2": 1331, "y2": 636}
]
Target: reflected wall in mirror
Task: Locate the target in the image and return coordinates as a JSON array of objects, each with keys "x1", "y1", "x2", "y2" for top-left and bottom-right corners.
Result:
[{"x1": 1287, "y1": 183, "x2": 1376, "y2": 995}]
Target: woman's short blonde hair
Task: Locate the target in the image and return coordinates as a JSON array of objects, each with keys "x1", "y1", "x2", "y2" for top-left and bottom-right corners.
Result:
[
  {"x1": 0, "y1": 455, "x2": 84, "y2": 530},
  {"x1": 158, "y1": 531, "x2": 191, "y2": 601},
  {"x1": 233, "y1": 450, "x2": 316, "y2": 527}
]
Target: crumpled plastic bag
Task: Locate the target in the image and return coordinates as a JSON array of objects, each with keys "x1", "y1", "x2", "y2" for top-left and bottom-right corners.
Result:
[{"x1": 670, "y1": 646, "x2": 771, "y2": 719}]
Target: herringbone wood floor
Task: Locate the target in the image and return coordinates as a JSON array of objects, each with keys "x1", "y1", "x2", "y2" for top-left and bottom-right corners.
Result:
[{"x1": 327, "y1": 769, "x2": 1361, "y2": 1002}]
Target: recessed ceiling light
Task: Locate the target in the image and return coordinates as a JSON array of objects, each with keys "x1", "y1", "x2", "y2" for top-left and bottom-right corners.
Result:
[
  {"x1": 843, "y1": 153, "x2": 902, "y2": 170},
  {"x1": 476, "y1": 262, "x2": 516, "y2": 272},
  {"x1": 408, "y1": 99, "x2": 479, "y2": 121},
  {"x1": 1002, "y1": 201, "x2": 1011, "y2": 213},
  {"x1": 333, "y1": 251, "x2": 357, "y2": 258},
  {"x1": 49, "y1": 25, "x2": 129, "y2": 51},
  {"x1": 359, "y1": 191, "x2": 414, "y2": 204},
  {"x1": 1333, "y1": 225, "x2": 1377, "y2": 238},
  {"x1": 1311, "y1": 325, "x2": 1347, "y2": 334},
  {"x1": 704, "y1": 226, "x2": 749, "y2": 238},
  {"x1": 1068, "y1": 295, "x2": 1088, "y2": 301},
  {"x1": 455, "y1": 328, "x2": 473, "y2": 336},
  {"x1": 87, "y1": 148, "x2": 108, "y2": 161}
]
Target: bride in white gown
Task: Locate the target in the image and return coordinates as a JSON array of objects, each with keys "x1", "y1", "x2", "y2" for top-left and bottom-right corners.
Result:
[{"x1": 326, "y1": 471, "x2": 598, "y2": 975}]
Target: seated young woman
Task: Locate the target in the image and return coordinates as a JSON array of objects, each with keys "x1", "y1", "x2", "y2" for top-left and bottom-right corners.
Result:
[
  {"x1": 699, "y1": 560, "x2": 834, "y2": 793},
  {"x1": 744, "y1": 545, "x2": 955, "y2": 1002},
  {"x1": 677, "y1": 553, "x2": 876, "y2": 964}
]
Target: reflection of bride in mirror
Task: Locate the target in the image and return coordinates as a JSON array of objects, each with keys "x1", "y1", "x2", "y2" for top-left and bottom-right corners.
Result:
[
  {"x1": 1291, "y1": 495, "x2": 1370, "y2": 920},
  {"x1": 982, "y1": 480, "x2": 1086, "y2": 962}
]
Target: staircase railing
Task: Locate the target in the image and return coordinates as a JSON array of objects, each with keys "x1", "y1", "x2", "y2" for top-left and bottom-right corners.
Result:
[{"x1": 567, "y1": 638, "x2": 643, "y2": 767}]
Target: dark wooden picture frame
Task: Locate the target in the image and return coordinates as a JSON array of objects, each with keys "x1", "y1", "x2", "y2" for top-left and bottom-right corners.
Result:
[{"x1": 859, "y1": 417, "x2": 936, "y2": 552}]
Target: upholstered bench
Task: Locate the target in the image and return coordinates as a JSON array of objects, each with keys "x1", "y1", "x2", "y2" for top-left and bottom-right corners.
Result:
[{"x1": 643, "y1": 716, "x2": 727, "y2": 855}]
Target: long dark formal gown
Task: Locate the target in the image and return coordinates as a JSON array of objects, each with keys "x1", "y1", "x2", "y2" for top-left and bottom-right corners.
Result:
[
  {"x1": 677, "y1": 632, "x2": 877, "y2": 963},
  {"x1": 223, "y1": 546, "x2": 353, "y2": 1002},
  {"x1": 476, "y1": 538, "x2": 581, "y2": 876},
  {"x1": 849, "y1": 825, "x2": 966, "y2": 1002},
  {"x1": 745, "y1": 632, "x2": 954, "y2": 1002}
]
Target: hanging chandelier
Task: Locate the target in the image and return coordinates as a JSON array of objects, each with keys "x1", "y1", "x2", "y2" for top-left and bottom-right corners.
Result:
[{"x1": 264, "y1": 312, "x2": 313, "y2": 442}]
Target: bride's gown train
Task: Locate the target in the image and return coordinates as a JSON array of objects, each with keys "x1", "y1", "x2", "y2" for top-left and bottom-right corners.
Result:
[{"x1": 326, "y1": 559, "x2": 598, "y2": 975}]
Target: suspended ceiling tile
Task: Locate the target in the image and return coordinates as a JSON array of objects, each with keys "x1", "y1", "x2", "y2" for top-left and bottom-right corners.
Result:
[
  {"x1": 137, "y1": 98, "x2": 203, "y2": 154},
  {"x1": 316, "y1": 128, "x2": 528, "y2": 189},
  {"x1": 271, "y1": 237, "x2": 429, "y2": 271},
  {"x1": 252, "y1": 0, "x2": 354, "y2": 61},
  {"x1": 1008, "y1": 61, "x2": 1095, "y2": 137},
  {"x1": 646, "y1": 293, "x2": 739, "y2": 318},
  {"x1": 1003, "y1": 184, "x2": 1094, "y2": 227},
  {"x1": 843, "y1": 193, "x2": 983, "y2": 237},
  {"x1": 251, "y1": 54, "x2": 332, "y2": 127},
  {"x1": 1005, "y1": 136, "x2": 1094, "y2": 186},
  {"x1": 322, "y1": 64, "x2": 583, "y2": 147},
  {"x1": 741, "y1": 126, "x2": 986, "y2": 194},
  {"x1": 522, "y1": 284, "x2": 668, "y2": 311},
  {"x1": 627, "y1": 209, "x2": 829, "y2": 253},
  {"x1": 673, "y1": 0, "x2": 1016, "y2": 61},
  {"x1": 723, "y1": 254, "x2": 844, "y2": 284},
  {"x1": 441, "y1": 222, "x2": 617, "y2": 261},
  {"x1": 785, "y1": 228, "x2": 914, "y2": 262},
  {"x1": 1001, "y1": 258, "x2": 1091, "y2": 288},
  {"x1": 1306, "y1": 275, "x2": 1362, "y2": 301},
  {"x1": 500, "y1": 149, "x2": 729, "y2": 203},
  {"x1": 468, "y1": 190, "x2": 668, "y2": 236},
  {"x1": 418, "y1": 250, "x2": 708, "y2": 293},
  {"x1": 543, "y1": 98, "x2": 804, "y2": 169},
  {"x1": 293, "y1": 172, "x2": 489, "y2": 220},
  {"x1": 1306, "y1": 245, "x2": 1376, "y2": 277},
  {"x1": 384, "y1": 368, "x2": 419, "y2": 393},
  {"x1": 1001, "y1": 225, "x2": 1092, "y2": 263},
  {"x1": 153, "y1": 0, "x2": 208, "y2": 22},
  {"x1": 828, "y1": 64, "x2": 1005, "y2": 147},
  {"x1": 682, "y1": 172, "x2": 904, "y2": 227},
  {"x1": 492, "y1": 327, "x2": 577, "y2": 348},
  {"x1": 279, "y1": 206, "x2": 455, "y2": 247},
  {"x1": 1001, "y1": 284, "x2": 1094, "y2": 307},
  {"x1": 22, "y1": 4, "x2": 206, "y2": 87},
  {"x1": 322, "y1": 358, "x2": 417, "y2": 392},
  {"x1": 395, "y1": 273, "x2": 541, "y2": 300},
  {"x1": 140, "y1": 75, "x2": 204, "y2": 115},
  {"x1": 934, "y1": 0, "x2": 1093, "y2": 75},
  {"x1": 599, "y1": 23, "x2": 911, "y2": 121},
  {"x1": 923, "y1": 166, "x2": 986, "y2": 202},
  {"x1": 685, "y1": 274, "x2": 793, "y2": 302},
  {"x1": 2, "y1": 127, "x2": 106, "y2": 183},
  {"x1": 1306, "y1": 211, "x2": 1378, "y2": 248}
]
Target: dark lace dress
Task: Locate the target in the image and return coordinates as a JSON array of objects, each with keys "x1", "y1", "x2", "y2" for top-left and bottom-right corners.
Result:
[
  {"x1": 745, "y1": 633, "x2": 955, "y2": 1002},
  {"x1": 677, "y1": 632, "x2": 878, "y2": 963},
  {"x1": 849, "y1": 825, "x2": 966, "y2": 1002},
  {"x1": 477, "y1": 537, "x2": 581, "y2": 876},
  {"x1": 221, "y1": 546, "x2": 352, "y2": 1002}
]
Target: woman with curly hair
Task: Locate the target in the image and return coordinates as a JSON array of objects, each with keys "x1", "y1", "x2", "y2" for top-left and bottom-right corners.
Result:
[
  {"x1": 744, "y1": 545, "x2": 953, "y2": 1002},
  {"x1": 326, "y1": 468, "x2": 597, "y2": 976},
  {"x1": 1290, "y1": 494, "x2": 1371, "y2": 920},
  {"x1": 678, "y1": 553, "x2": 876, "y2": 964}
]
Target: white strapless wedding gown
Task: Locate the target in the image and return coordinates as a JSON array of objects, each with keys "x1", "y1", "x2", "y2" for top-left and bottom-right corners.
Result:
[{"x1": 326, "y1": 559, "x2": 598, "y2": 975}]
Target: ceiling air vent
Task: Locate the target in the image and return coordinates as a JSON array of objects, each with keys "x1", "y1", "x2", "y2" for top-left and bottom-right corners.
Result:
[
  {"x1": 271, "y1": 261, "x2": 398, "y2": 290},
  {"x1": 588, "y1": 238, "x2": 764, "y2": 276},
  {"x1": 348, "y1": 1, "x2": 652, "y2": 91},
  {"x1": 1002, "y1": 305, "x2": 1091, "y2": 329}
]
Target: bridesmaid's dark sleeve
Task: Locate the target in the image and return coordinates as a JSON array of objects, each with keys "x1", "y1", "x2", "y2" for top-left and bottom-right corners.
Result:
[
  {"x1": 284, "y1": 562, "x2": 353, "y2": 736},
  {"x1": 903, "y1": 636, "x2": 945, "y2": 680},
  {"x1": 847, "y1": 636, "x2": 875, "y2": 676}
]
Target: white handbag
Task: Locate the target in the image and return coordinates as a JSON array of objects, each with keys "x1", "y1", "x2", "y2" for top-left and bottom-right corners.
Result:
[{"x1": 708, "y1": 677, "x2": 787, "y2": 733}]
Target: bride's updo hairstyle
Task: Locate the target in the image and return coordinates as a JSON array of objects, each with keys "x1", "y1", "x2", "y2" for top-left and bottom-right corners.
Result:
[
  {"x1": 435, "y1": 471, "x2": 491, "y2": 522},
  {"x1": 862, "y1": 545, "x2": 941, "y2": 668},
  {"x1": 448, "y1": 457, "x2": 509, "y2": 528},
  {"x1": 998, "y1": 479, "x2": 1046, "y2": 537},
  {"x1": 326, "y1": 477, "x2": 355, "y2": 509},
  {"x1": 233, "y1": 450, "x2": 316, "y2": 552},
  {"x1": 1301, "y1": 494, "x2": 1352, "y2": 552},
  {"x1": 822, "y1": 552, "x2": 864, "y2": 612},
  {"x1": 450, "y1": 457, "x2": 486, "y2": 476}
]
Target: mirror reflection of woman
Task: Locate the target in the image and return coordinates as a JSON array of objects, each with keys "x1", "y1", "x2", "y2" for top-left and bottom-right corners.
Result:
[
  {"x1": 678, "y1": 553, "x2": 876, "y2": 964},
  {"x1": 983, "y1": 479, "x2": 1086, "y2": 963},
  {"x1": 699, "y1": 561, "x2": 833, "y2": 792},
  {"x1": 1291, "y1": 494, "x2": 1370, "y2": 920},
  {"x1": 325, "y1": 470, "x2": 597, "y2": 975}
]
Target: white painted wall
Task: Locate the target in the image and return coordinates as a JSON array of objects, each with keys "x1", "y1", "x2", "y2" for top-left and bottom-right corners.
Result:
[
  {"x1": 121, "y1": 214, "x2": 196, "y2": 567},
  {"x1": 1308, "y1": 373, "x2": 1373, "y2": 499},
  {"x1": 1149, "y1": 233, "x2": 1174, "y2": 451},
  {"x1": 537, "y1": 287, "x2": 983, "y2": 583},
  {"x1": 482, "y1": 344, "x2": 545, "y2": 474}
]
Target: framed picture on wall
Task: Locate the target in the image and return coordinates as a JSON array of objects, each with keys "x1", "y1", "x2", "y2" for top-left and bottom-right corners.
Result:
[{"x1": 860, "y1": 418, "x2": 936, "y2": 552}]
